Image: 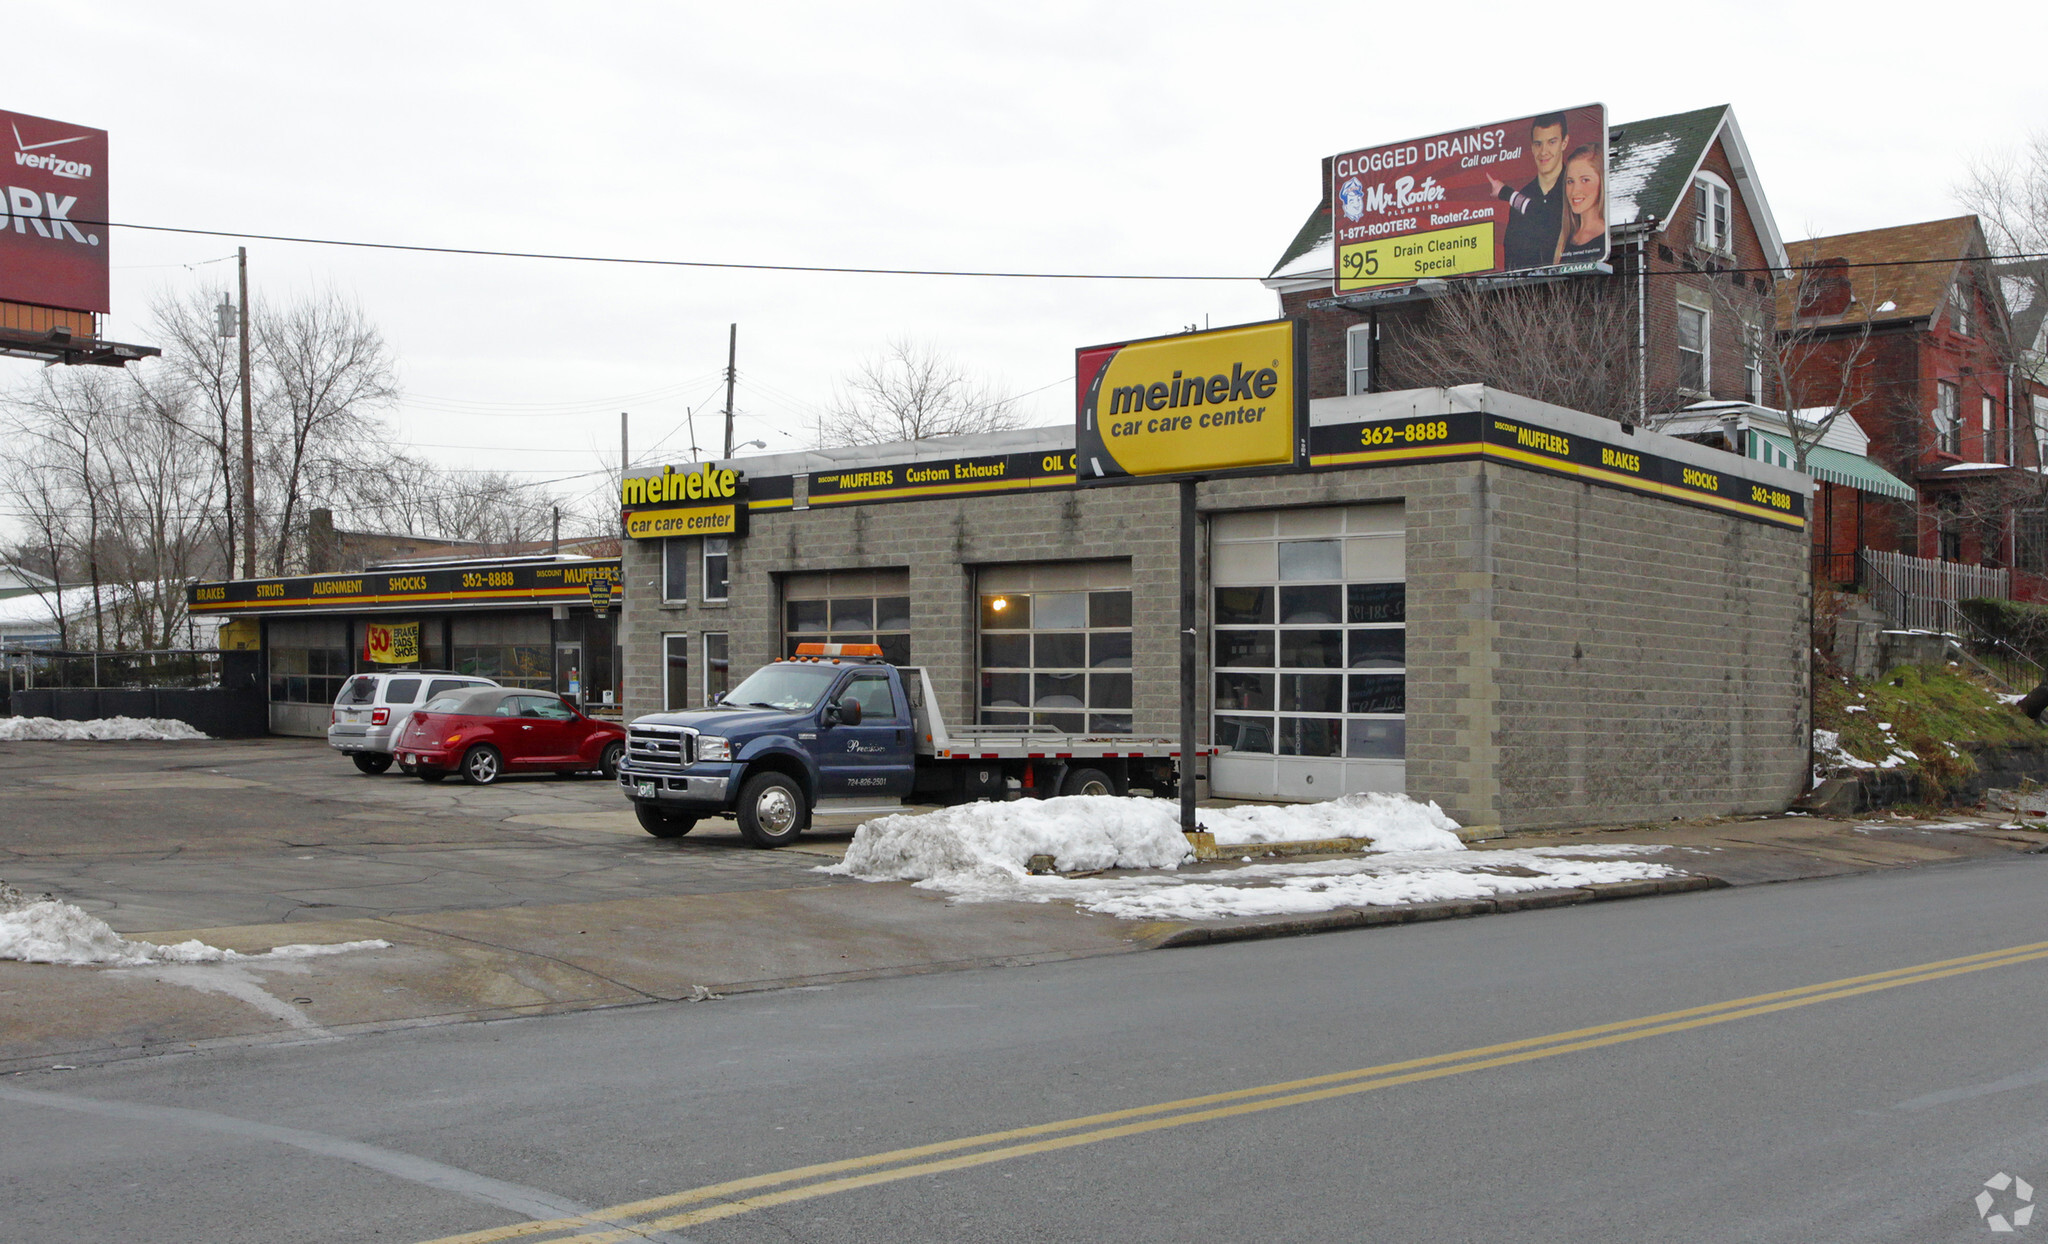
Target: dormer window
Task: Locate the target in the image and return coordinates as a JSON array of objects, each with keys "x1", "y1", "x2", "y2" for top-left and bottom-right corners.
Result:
[
  {"x1": 1692, "y1": 174, "x2": 1732, "y2": 253},
  {"x1": 1952, "y1": 288, "x2": 1972, "y2": 337}
]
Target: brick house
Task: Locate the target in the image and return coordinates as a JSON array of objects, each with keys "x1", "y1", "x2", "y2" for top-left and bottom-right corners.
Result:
[
  {"x1": 1265, "y1": 105, "x2": 1787, "y2": 419},
  {"x1": 1777, "y1": 216, "x2": 2048, "y2": 583}
]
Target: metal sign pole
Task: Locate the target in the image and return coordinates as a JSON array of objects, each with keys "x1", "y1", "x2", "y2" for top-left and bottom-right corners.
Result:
[{"x1": 1179, "y1": 477, "x2": 1198, "y2": 833}]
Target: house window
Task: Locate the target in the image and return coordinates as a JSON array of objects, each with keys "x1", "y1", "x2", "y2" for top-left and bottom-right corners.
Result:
[
  {"x1": 702, "y1": 537, "x2": 729, "y2": 602},
  {"x1": 1743, "y1": 322, "x2": 1764, "y2": 404},
  {"x1": 1935, "y1": 382, "x2": 1961, "y2": 455},
  {"x1": 2034, "y1": 396, "x2": 2048, "y2": 468},
  {"x1": 1938, "y1": 494, "x2": 1963, "y2": 562},
  {"x1": 663, "y1": 634, "x2": 690, "y2": 710},
  {"x1": 1677, "y1": 301, "x2": 1709, "y2": 393},
  {"x1": 1952, "y1": 289, "x2": 1972, "y2": 337},
  {"x1": 1985, "y1": 395, "x2": 2000, "y2": 462},
  {"x1": 703, "y1": 632, "x2": 729, "y2": 703},
  {"x1": 1345, "y1": 322, "x2": 1373, "y2": 396},
  {"x1": 1692, "y1": 175, "x2": 1732, "y2": 252},
  {"x1": 662, "y1": 537, "x2": 688, "y2": 603}
]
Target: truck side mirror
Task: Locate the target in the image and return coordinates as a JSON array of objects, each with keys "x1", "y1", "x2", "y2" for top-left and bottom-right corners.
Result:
[{"x1": 830, "y1": 698, "x2": 863, "y2": 727}]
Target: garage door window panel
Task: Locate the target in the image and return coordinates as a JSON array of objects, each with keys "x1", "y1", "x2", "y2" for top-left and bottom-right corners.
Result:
[{"x1": 975, "y1": 577, "x2": 1132, "y2": 734}]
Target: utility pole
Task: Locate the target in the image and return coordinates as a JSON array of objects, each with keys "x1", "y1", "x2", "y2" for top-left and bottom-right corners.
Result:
[
  {"x1": 721, "y1": 323, "x2": 737, "y2": 459},
  {"x1": 620, "y1": 411, "x2": 629, "y2": 482},
  {"x1": 550, "y1": 506, "x2": 560, "y2": 555},
  {"x1": 238, "y1": 247, "x2": 256, "y2": 579}
]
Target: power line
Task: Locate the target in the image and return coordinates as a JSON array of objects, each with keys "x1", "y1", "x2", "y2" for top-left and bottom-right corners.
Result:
[
  {"x1": 103, "y1": 219, "x2": 1259, "y2": 281},
  {"x1": 79, "y1": 216, "x2": 2048, "y2": 283}
]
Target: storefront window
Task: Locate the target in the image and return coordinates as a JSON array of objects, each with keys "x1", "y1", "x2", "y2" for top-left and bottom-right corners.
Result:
[
  {"x1": 267, "y1": 618, "x2": 349, "y2": 705},
  {"x1": 664, "y1": 634, "x2": 690, "y2": 710},
  {"x1": 663, "y1": 537, "x2": 689, "y2": 603},
  {"x1": 704, "y1": 632, "x2": 730, "y2": 702},
  {"x1": 703, "y1": 538, "x2": 729, "y2": 602},
  {"x1": 451, "y1": 614, "x2": 551, "y2": 689}
]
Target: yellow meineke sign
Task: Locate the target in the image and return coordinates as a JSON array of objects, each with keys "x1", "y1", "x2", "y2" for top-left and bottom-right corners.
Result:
[
  {"x1": 624, "y1": 505, "x2": 740, "y2": 540},
  {"x1": 1076, "y1": 321, "x2": 1302, "y2": 480}
]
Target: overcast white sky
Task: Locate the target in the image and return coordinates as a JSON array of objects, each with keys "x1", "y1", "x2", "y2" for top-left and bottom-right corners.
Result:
[{"x1": 7, "y1": 0, "x2": 2043, "y2": 506}]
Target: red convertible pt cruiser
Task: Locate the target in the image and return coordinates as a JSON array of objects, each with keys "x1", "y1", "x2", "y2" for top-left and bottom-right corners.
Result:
[{"x1": 397, "y1": 686, "x2": 626, "y2": 785}]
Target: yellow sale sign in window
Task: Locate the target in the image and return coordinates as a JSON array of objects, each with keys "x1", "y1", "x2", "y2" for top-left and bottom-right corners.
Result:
[
  {"x1": 363, "y1": 621, "x2": 419, "y2": 664},
  {"x1": 1074, "y1": 321, "x2": 1306, "y2": 482}
]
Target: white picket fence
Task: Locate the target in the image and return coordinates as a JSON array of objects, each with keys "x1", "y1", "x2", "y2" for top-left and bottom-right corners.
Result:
[{"x1": 1861, "y1": 549, "x2": 2009, "y2": 632}]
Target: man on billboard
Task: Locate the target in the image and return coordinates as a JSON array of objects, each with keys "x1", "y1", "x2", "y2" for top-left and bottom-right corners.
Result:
[{"x1": 1487, "y1": 112, "x2": 1570, "y2": 272}]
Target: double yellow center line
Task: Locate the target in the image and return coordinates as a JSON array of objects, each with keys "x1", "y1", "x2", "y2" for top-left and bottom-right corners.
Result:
[{"x1": 419, "y1": 937, "x2": 2048, "y2": 1244}]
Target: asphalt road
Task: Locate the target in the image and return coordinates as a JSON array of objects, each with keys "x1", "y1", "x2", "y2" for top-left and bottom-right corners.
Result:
[{"x1": 7, "y1": 850, "x2": 2048, "y2": 1242}]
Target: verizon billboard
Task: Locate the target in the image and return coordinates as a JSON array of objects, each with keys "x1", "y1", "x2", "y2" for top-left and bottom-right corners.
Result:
[{"x1": 0, "y1": 108, "x2": 109, "y2": 314}]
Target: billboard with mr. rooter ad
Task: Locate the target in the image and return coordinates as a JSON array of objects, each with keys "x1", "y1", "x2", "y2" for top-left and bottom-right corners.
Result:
[
  {"x1": 1075, "y1": 320, "x2": 1306, "y2": 482},
  {"x1": 1, "y1": 108, "x2": 110, "y2": 314},
  {"x1": 1331, "y1": 104, "x2": 1607, "y2": 296}
]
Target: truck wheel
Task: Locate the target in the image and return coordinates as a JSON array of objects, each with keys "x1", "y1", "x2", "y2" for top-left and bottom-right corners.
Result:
[
  {"x1": 635, "y1": 804, "x2": 697, "y2": 838},
  {"x1": 461, "y1": 745, "x2": 503, "y2": 786},
  {"x1": 352, "y1": 753, "x2": 393, "y2": 775},
  {"x1": 1061, "y1": 767, "x2": 1115, "y2": 797},
  {"x1": 599, "y1": 741, "x2": 624, "y2": 780},
  {"x1": 736, "y1": 772, "x2": 807, "y2": 848}
]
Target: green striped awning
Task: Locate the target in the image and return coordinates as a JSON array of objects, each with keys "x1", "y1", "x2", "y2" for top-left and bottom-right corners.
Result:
[{"x1": 1749, "y1": 430, "x2": 1917, "y2": 501}]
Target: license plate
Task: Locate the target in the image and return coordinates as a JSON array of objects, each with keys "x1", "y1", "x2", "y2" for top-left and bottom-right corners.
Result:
[{"x1": 636, "y1": 783, "x2": 655, "y2": 798}]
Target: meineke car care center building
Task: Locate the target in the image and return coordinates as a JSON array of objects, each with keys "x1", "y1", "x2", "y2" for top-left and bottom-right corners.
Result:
[{"x1": 616, "y1": 320, "x2": 1811, "y2": 836}]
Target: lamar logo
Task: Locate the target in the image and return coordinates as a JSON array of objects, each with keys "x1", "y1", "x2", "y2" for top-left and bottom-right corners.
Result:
[{"x1": 12, "y1": 122, "x2": 93, "y2": 180}]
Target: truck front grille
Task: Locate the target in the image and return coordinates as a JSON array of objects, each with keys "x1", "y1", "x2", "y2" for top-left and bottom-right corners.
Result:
[{"x1": 626, "y1": 724, "x2": 696, "y2": 773}]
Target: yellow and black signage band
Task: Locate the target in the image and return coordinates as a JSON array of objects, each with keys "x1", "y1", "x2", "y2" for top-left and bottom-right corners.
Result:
[
  {"x1": 1308, "y1": 412, "x2": 1806, "y2": 528},
  {"x1": 747, "y1": 450, "x2": 1079, "y2": 511},
  {"x1": 621, "y1": 503, "x2": 748, "y2": 540},
  {"x1": 726, "y1": 416, "x2": 1804, "y2": 530},
  {"x1": 187, "y1": 561, "x2": 622, "y2": 614}
]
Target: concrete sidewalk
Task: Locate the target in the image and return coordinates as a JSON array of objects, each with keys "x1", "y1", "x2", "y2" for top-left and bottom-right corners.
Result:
[{"x1": 4, "y1": 804, "x2": 2043, "y2": 1073}]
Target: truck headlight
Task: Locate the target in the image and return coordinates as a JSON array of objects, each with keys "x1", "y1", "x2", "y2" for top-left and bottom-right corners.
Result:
[{"x1": 697, "y1": 735, "x2": 732, "y2": 762}]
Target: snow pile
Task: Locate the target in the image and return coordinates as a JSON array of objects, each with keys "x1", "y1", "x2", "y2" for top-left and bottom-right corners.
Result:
[
  {"x1": 825, "y1": 795, "x2": 1674, "y2": 922},
  {"x1": 1071, "y1": 846, "x2": 1677, "y2": 922},
  {"x1": 0, "y1": 716, "x2": 209, "y2": 742},
  {"x1": 1201, "y1": 792, "x2": 1463, "y2": 850},
  {"x1": 0, "y1": 883, "x2": 386, "y2": 967},
  {"x1": 831, "y1": 796, "x2": 1195, "y2": 886},
  {"x1": 1813, "y1": 727, "x2": 1916, "y2": 773}
]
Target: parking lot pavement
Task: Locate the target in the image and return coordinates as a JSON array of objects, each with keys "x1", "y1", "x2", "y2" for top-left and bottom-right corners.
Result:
[{"x1": 0, "y1": 738, "x2": 849, "y2": 932}]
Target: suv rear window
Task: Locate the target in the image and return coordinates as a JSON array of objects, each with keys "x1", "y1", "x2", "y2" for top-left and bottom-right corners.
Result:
[
  {"x1": 383, "y1": 678, "x2": 422, "y2": 705},
  {"x1": 342, "y1": 675, "x2": 378, "y2": 705}
]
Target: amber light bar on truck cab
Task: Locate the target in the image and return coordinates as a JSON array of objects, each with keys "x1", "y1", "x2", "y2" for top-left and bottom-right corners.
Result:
[{"x1": 786, "y1": 642, "x2": 885, "y2": 662}]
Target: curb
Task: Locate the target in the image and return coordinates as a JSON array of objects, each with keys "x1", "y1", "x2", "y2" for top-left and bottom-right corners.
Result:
[{"x1": 1151, "y1": 874, "x2": 1726, "y2": 948}]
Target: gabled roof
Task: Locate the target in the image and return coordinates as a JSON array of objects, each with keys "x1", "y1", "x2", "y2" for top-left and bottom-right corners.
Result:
[
  {"x1": 1777, "y1": 216, "x2": 1990, "y2": 332},
  {"x1": 1267, "y1": 104, "x2": 1786, "y2": 288}
]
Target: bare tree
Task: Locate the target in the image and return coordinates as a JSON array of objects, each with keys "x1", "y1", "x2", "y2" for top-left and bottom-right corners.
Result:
[
  {"x1": 810, "y1": 338, "x2": 1022, "y2": 447},
  {"x1": 144, "y1": 285, "x2": 249, "y2": 574},
  {"x1": 257, "y1": 291, "x2": 399, "y2": 573},
  {"x1": 1378, "y1": 279, "x2": 1665, "y2": 424},
  {"x1": 1711, "y1": 259, "x2": 1897, "y2": 477},
  {"x1": 1958, "y1": 131, "x2": 2048, "y2": 374}
]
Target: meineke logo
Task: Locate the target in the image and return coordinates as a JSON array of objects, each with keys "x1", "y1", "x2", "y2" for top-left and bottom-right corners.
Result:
[{"x1": 12, "y1": 123, "x2": 93, "y2": 180}]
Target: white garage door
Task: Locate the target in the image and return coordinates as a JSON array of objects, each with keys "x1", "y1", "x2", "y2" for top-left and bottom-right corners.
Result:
[{"x1": 1209, "y1": 505, "x2": 1404, "y2": 801}]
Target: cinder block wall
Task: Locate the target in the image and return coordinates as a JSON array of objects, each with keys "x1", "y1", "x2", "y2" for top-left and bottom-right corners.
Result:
[
  {"x1": 622, "y1": 431, "x2": 1809, "y2": 835},
  {"x1": 1482, "y1": 467, "x2": 1809, "y2": 828}
]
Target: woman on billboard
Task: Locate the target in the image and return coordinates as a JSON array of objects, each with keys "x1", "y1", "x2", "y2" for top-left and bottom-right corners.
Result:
[{"x1": 1554, "y1": 145, "x2": 1607, "y2": 265}]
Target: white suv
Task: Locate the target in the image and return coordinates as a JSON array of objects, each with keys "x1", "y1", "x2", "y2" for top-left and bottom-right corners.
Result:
[{"x1": 329, "y1": 671, "x2": 498, "y2": 774}]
